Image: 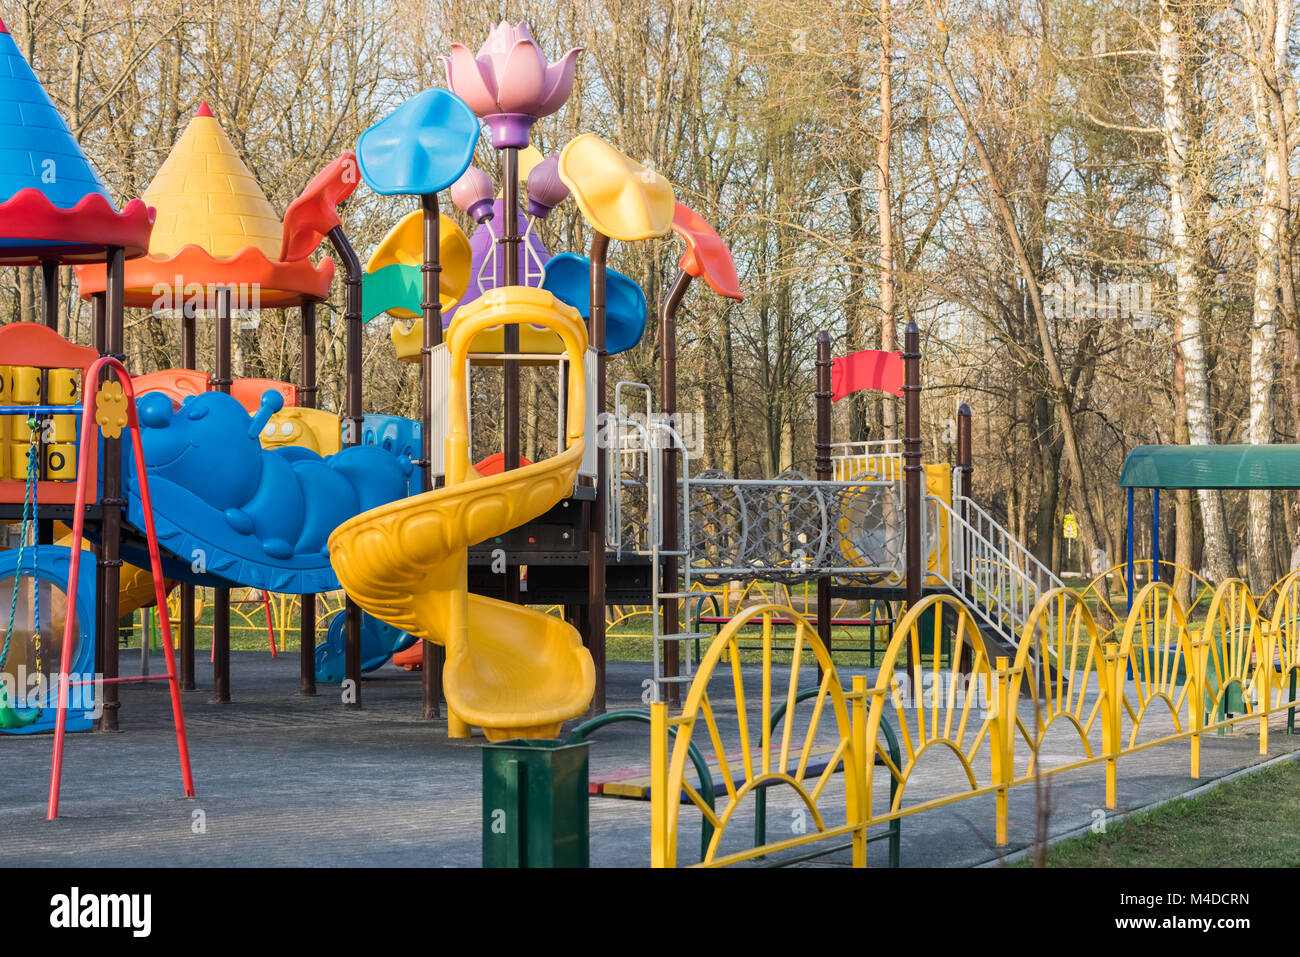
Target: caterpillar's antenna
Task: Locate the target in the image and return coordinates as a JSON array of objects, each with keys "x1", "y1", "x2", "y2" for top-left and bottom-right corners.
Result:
[{"x1": 247, "y1": 390, "x2": 285, "y2": 438}]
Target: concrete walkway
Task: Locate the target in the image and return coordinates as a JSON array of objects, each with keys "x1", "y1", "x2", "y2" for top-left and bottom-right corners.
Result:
[{"x1": 0, "y1": 651, "x2": 1294, "y2": 867}]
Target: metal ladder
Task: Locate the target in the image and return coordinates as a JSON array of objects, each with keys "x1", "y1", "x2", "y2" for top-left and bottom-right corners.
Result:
[{"x1": 609, "y1": 382, "x2": 710, "y2": 701}]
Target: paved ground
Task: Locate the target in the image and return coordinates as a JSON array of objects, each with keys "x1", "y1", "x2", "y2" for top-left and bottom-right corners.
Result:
[{"x1": 1, "y1": 650, "x2": 1295, "y2": 867}]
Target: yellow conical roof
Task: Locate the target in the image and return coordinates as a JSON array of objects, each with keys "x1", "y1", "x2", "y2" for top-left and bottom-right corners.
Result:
[{"x1": 142, "y1": 103, "x2": 282, "y2": 259}]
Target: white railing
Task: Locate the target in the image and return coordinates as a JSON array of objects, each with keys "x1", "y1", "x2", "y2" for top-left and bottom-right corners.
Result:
[
  {"x1": 830, "y1": 439, "x2": 903, "y2": 482},
  {"x1": 607, "y1": 382, "x2": 702, "y2": 698},
  {"x1": 925, "y1": 493, "x2": 1063, "y2": 641}
]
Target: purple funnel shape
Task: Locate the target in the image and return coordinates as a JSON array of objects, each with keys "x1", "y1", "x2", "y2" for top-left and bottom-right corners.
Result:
[
  {"x1": 451, "y1": 166, "x2": 494, "y2": 222},
  {"x1": 443, "y1": 198, "x2": 551, "y2": 326},
  {"x1": 526, "y1": 153, "x2": 569, "y2": 218}
]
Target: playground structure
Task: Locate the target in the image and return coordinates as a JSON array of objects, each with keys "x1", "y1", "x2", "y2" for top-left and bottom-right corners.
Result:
[{"x1": 0, "y1": 12, "x2": 1077, "y2": 810}]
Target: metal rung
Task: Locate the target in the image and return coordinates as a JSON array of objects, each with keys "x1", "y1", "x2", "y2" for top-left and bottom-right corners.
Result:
[
  {"x1": 654, "y1": 674, "x2": 697, "y2": 684},
  {"x1": 655, "y1": 632, "x2": 710, "y2": 642},
  {"x1": 656, "y1": 591, "x2": 694, "y2": 599}
]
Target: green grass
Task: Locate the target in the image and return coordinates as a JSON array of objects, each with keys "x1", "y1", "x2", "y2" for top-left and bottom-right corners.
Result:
[
  {"x1": 1023, "y1": 758, "x2": 1300, "y2": 867},
  {"x1": 119, "y1": 600, "x2": 909, "y2": 665}
]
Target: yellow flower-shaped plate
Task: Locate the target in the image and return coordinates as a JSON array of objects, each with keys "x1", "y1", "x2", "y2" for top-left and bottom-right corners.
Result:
[{"x1": 557, "y1": 134, "x2": 675, "y2": 241}]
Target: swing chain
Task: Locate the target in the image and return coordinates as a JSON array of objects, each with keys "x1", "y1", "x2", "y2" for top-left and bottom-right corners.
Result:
[{"x1": 1, "y1": 417, "x2": 41, "y2": 700}]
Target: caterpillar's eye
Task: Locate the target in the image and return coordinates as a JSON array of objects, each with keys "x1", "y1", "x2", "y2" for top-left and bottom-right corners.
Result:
[
  {"x1": 282, "y1": 422, "x2": 294, "y2": 435},
  {"x1": 263, "y1": 424, "x2": 276, "y2": 436}
]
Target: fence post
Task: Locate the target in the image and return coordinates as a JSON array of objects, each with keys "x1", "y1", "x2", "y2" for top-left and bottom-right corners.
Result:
[
  {"x1": 1187, "y1": 631, "x2": 1205, "y2": 779},
  {"x1": 1098, "y1": 639, "x2": 1116, "y2": 809},
  {"x1": 850, "y1": 675, "x2": 867, "y2": 868},
  {"x1": 650, "y1": 701, "x2": 670, "y2": 867},
  {"x1": 1257, "y1": 620, "x2": 1270, "y2": 756},
  {"x1": 991, "y1": 656, "x2": 1011, "y2": 845}
]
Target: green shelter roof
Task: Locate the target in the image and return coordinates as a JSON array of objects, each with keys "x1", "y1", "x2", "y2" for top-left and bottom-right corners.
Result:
[{"x1": 1119, "y1": 444, "x2": 1300, "y2": 490}]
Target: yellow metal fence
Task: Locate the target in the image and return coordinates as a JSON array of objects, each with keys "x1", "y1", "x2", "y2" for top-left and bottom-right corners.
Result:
[{"x1": 650, "y1": 570, "x2": 1300, "y2": 867}]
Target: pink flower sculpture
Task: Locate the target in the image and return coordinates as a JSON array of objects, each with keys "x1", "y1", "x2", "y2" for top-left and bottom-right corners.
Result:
[
  {"x1": 451, "y1": 166, "x2": 495, "y2": 222},
  {"x1": 441, "y1": 21, "x2": 582, "y2": 149},
  {"x1": 525, "y1": 153, "x2": 570, "y2": 218}
]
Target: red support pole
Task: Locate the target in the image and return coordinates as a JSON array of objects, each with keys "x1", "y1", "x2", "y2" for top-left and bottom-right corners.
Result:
[
  {"x1": 48, "y1": 356, "x2": 195, "y2": 820},
  {"x1": 262, "y1": 591, "x2": 277, "y2": 657}
]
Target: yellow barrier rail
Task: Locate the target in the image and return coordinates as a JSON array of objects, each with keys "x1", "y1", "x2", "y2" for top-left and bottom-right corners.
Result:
[{"x1": 649, "y1": 574, "x2": 1300, "y2": 867}]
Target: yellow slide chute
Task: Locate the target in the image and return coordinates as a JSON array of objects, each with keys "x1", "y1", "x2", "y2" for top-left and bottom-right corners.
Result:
[{"x1": 327, "y1": 287, "x2": 594, "y2": 740}]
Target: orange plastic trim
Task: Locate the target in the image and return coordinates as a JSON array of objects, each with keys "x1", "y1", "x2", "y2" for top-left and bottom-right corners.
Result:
[
  {"x1": 280, "y1": 152, "x2": 361, "y2": 262},
  {"x1": 670, "y1": 202, "x2": 744, "y2": 301},
  {"x1": 74, "y1": 243, "x2": 335, "y2": 309}
]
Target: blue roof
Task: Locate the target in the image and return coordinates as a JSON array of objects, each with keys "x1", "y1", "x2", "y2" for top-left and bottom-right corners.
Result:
[{"x1": 0, "y1": 26, "x2": 109, "y2": 208}]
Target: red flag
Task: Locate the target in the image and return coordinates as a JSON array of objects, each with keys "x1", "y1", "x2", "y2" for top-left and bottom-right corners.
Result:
[{"x1": 831, "y1": 350, "x2": 904, "y2": 401}]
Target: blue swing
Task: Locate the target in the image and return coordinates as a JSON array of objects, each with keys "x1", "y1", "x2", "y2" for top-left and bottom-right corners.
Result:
[{"x1": 1, "y1": 419, "x2": 43, "y2": 728}]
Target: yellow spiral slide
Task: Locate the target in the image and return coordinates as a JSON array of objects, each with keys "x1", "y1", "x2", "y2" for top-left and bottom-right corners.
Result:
[{"x1": 327, "y1": 287, "x2": 595, "y2": 740}]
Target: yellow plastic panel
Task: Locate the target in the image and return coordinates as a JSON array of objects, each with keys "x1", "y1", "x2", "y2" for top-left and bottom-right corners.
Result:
[
  {"x1": 11, "y1": 366, "x2": 40, "y2": 405},
  {"x1": 924, "y1": 463, "x2": 952, "y2": 583},
  {"x1": 258, "y1": 407, "x2": 342, "y2": 456},
  {"x1": 47, "y1": 368, "x2": 78, "y2": 405},
  {"x1": 366, "y1": 209, "x2": 472, "y2": 316},
  {"x1": 9, "y1": 443, "x2": 33, "y2": 480},
  {"x1": 391, "y1": 320, "x2": 422, "y2": 364},
  {"x1": 50, "y1": 415, "x2": 77, "y2": 443},
  {"x1": 557, "y1": 134, "x2": 675, "y2": 241},
  {"x1": 44, "y1": 444, "x2": 76, "y2": 481}
]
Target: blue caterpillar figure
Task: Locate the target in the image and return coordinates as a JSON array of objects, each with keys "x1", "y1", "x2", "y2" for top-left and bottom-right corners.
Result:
[{"x1": 136, "y1": 389, "x2": 412, "y2": 562}]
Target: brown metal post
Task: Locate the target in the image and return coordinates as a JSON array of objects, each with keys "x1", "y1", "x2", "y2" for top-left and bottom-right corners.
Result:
[
  {"x1": 212, "y1": 286, "x2": 233, "y2": 703},
  {"x1": 92, "y1": 292, "x2": 106, "y2": 353},
  {"x1": 98, "y1": 248, "x2": 126, "y2": 730},
  {"x1": 957, "y1": 402, "x2": 973, "y2": 673},
  {"x1": 41, "y1": 260, "x2": 58, "y2": 330},
  {"x1": 659, "y1": 267, "x2": 692, "y2": 706},
  {"x1": 38, "y1": 261, "x2": 56, "y2": 547},
  {"x1": 179, "y1": 300, "x2": 197, "y2": 691},
  {"x1": 299, "y1": 300, "x2": 318, "y2": 696},
  {"x1": 501, "y1": 147, "x2": 522, "y2": 606},
  {"x1": 815, "y1": 331, "x2": 833, "y2": 680},
  {"x1": 903, "y1": 321, "x2": 922, "y2": 685},
  {"x1": 329, "y1": 224, "x2": 364, "y2": 710},
  {"x1": 91, "y1": 291, "x2": 107, "y2": 708},
  {"x1": 957, "y1": 401, "x2": 972, "y2": 590},
  {"x1": 420, "y1": 194, "x2": 444, "y2": 719},
  {"x1": 586, "y1": 232, "x2": 610, "y2": 714}
]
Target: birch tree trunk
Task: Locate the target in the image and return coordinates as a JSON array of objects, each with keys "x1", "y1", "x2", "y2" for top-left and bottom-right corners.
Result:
[
  {"x1": 1242, "y1": 0, "x2": 1291, "y2": 591},
  {"x1": 1159, "y1": 0, "x2": 1236, "y2": 583}
]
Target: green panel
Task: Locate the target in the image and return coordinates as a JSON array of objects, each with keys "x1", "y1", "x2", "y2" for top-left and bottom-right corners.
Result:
[
  {"x1": 482, "y1": 738, "x2": 589, "y2": 868},
  {"x1": 1119, "y1": 444, "x2": 1300, "y2": 490},
  {"x1": 360, "y1": 262, "x2": 422, "y2": 323}
]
